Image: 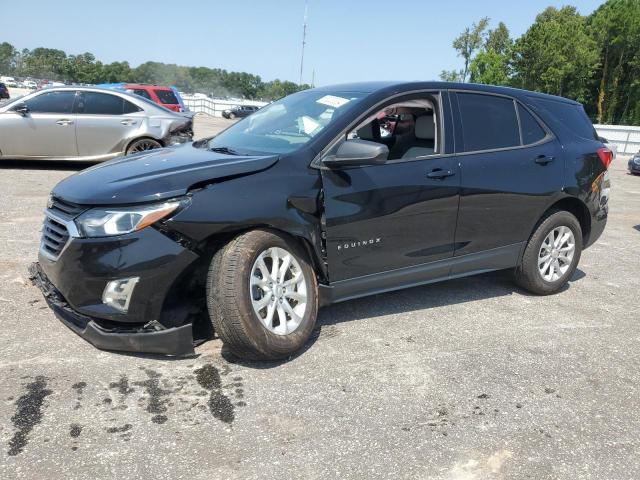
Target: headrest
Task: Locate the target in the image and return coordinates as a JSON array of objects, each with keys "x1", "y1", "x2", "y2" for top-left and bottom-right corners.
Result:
[{"x1": 415, "y1": 115, "x2": 435, "y2": 140}]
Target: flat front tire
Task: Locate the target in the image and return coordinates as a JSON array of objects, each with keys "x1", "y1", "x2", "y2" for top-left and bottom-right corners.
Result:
[
  {"x1": 514, "y1": 210, "x2": 583, "y2": 295},
  {"x1": 206, "y1": 229, "x2": 318, "y2": 360}
]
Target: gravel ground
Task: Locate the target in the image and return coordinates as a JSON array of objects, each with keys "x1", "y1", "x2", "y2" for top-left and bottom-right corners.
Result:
[{"x1": 1, "y1": 119, "x2": 639, "y2": 479}]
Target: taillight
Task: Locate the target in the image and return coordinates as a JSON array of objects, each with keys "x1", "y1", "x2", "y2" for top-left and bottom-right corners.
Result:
[{"x1": 597, "y1": 147, "x2": 613, "y2": 169}]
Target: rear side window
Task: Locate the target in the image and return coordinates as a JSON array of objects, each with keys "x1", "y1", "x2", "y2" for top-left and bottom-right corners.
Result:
[
  {"x1": 518, "y1": 104, "x2": 546, "y2": 145},
  {"x1": 133, "y1": 89, "x2": 152, "y2": 100},
  {"x1": 77, "y1": 92, "x2": 124, "y2": 115},
  {"x1": 531, "y1": 98, "x2": 597, "y2": 140},
  {"x1": 457, "y1": 93, "x2": 520, "y2": 152},
  {"x1": 25, "y1": 91, "x2": 76, "y2": 113},
  {"x1": 154, "y1": 89, "x2": 178, "y2": 104},
  {"x1": 123, "y1": 100, "x2": 141, "y2": 114}
]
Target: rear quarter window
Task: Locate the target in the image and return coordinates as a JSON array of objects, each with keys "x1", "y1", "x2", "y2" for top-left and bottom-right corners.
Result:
[
  {"x1": 154, "y1": 89, "x2": 178, "y2": 104},
  {"x1": 529, "y1": 97, "x2": 597, "y2": 141}
]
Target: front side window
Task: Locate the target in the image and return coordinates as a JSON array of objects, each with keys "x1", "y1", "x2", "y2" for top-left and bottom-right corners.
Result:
[
  {"x1": 457, "y1": 93, "x2": 519, "y2": 152},
  {"x1": 207, "y1": 90, "x2": 365, "y2": 155},
  {"x1": 24, "y1": 91, "x2": 76, "y2": 113},
  {"x1": 75, "y1": 92, "x2": 126, "y2": 115},
  {"x1": 347, "y1": 95, "x2": 441, "y2": 161},
  {"x1": 154, "y1": 89, "x2": 178, "y2": 105}
]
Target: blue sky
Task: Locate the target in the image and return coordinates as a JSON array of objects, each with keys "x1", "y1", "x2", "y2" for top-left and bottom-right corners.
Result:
[{"x1": 3, "y1": 0, "x2": 604, "y2": 86}]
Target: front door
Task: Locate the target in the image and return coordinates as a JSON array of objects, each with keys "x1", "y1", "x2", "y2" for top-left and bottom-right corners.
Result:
[
  {"x1": 321, "y1": 92, "x2": 460, "y2": 282},
  {"x1": 0, "y1": 90, "x2": 78, "y2": 158}
]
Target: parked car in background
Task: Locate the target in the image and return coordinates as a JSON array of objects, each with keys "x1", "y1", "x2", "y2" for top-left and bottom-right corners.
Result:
[
  {"x1": 22, "y1": 80, "x2": 37, "y2": 89},
  {"x1": 222, "y1": 104, "x2": 259, "y2": 119},
  {"x1": 0, "y1": 82, "x2": 9, "y2": 100},
  {"x1": 0, "y1": 76, "x2": 18, "y2": 87},
  {"x1": 124, "y1": 84, "x2": 186, "y2": 112},
  {"x1": 0, "y1": 86, "x2": 193, "y2": 161},
  {"x1": 30, "y1": 81, "x2": 611, "y2": 360},
  {"x1": 628, "y1": 152, "x2": 640, "y2": 175}
]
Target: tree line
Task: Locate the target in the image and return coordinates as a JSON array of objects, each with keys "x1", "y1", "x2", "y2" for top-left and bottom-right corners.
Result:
[
  {"x1": 441, "y1": 0, "x2": 640, "y2": 125},
  {"x1": 0, "y1": 43, "x2": 311, "y2": 101}
]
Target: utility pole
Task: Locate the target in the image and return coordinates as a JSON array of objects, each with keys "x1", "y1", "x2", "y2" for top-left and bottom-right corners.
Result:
[{"x1": 299, "y1": 0, "x2": 308, "y2": 86}]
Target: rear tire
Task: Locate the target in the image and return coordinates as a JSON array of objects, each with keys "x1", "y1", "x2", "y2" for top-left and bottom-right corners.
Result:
[
  {"x1": 514, "y1": 210, "x2": 583, "y2": 295},
  {"x1": 206, "y1": 229, "x2": 318, "y2": 360},
  {"x1": 126, "y1": 138, "x2": 162, "y2": 155}
]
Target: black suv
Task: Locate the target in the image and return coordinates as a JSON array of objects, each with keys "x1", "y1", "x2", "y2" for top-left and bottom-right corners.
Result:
[
  {"x1": 222, "y1": 104, "x2": 259, "y2": 119},
  {"x1": 31, "y1": 82, "x2": 611, "y2": 360}
]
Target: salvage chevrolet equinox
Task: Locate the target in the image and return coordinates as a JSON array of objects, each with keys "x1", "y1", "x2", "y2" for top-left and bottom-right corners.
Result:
[{"x1": 31, "y1": 82, "x2": 612, "y2": 360}]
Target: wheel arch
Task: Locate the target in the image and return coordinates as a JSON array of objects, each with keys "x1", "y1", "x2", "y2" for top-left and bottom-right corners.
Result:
[
  {"x1": 530, "y1": 196, "x2": 592, "y2": 247},
  {"x1": 124, "y1": 135, "x2": 164, "y2": 154},
  {"x1": 197, "y1": 225, "x2": 328, "y2": 285}
]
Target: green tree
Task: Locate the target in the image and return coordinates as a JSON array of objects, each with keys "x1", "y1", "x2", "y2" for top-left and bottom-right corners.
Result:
[
  {"x1": 469, "y1": 49, "x2": 510, "y2": 85},
  {"x1": 485, "y1": 22, "x2": 512, "y2": 54},
  {"x1": 511, "y1": 7, "x2": 599, "y2": 102},
  {"x1": 451, "y1": 17, "x2": 490, "y2": 82},
  {"x1": 588, "y1": 0, "x2": 640, "y2": 124},
  {"x1": 439, "y1": 69, "x2": 464, "y2": 82},
  {"x1": 0, "y1": 42, "x2": 17, "y2": 74}
]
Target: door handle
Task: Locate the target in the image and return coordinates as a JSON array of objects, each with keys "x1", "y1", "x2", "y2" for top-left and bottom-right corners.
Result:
[
  {"x1": 121, "y1": 119, "x2": 137, "y2": 126},
  {"x1": 56, "y1": 119, "x2": 73, "y2": 126},
  {"x1": 534, "y1": 154, "x2": 555, "y2": 165},
  {"x1": 427, "y1": 169, "x2": 455, "y2": 179}
]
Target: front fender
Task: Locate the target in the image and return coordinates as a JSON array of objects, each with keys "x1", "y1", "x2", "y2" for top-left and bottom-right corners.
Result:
[{"x1": 166, "y1": 161, "x2": 327, "y2": 279}]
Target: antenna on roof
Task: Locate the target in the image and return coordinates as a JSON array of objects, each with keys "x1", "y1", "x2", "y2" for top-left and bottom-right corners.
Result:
[{"x1": 299, "y1": 0, "x2": 308, "y2": 86}]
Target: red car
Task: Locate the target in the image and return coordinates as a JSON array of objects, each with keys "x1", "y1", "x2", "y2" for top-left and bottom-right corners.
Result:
[{"x1": 124, "y1": 84, "x2": 185, "y2": 112}]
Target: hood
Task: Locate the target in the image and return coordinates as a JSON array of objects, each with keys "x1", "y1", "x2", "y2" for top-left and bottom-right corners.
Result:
[{"x1": 52, "y1": 144, "x2": 278, "y2": 205}]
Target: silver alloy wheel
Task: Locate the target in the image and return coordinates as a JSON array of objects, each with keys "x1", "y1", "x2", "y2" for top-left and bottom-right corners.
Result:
[
  {"x1": 538, "y1": 226, "x2": 576, "y2": 282},
  {"x1": 249, "y1": 247, "x2": 308, "y2": 335},
  {"x1": 129, "y1": 139, "x2": 160, "y2": 153}
]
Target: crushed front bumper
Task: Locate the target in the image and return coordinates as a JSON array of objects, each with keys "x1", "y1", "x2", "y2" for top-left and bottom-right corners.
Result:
[{"x1": 29, "y1": 262, "x2": 194, "y2": 356}]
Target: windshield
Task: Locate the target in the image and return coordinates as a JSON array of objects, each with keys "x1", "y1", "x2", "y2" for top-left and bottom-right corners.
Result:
[{"x1": 208, "y1": 90, "x2": 366, "y2": 155}]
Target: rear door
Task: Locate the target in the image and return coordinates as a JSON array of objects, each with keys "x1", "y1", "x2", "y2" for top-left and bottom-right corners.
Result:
[
  {"x1": 321, "y1": 91, "x2": 460, "y2": 281},
  {"x1": 74, "y1": 91, "x2": 142, "y2": 158},
  {"x1": 451, "y1": 91, "x2": 563, "y2": 259},
  {"x1": 0, "y1": 90, "x2": 78, "y2": 158}
]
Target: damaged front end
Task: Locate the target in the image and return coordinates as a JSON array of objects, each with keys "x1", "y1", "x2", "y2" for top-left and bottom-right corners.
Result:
[{"x1": 29, "y1": 262, "x2": 195, "y2": 356}]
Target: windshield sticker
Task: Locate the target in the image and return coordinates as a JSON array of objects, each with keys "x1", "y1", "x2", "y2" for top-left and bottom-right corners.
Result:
[{"x1": 316, "y1": 95, "x2": 350, "y2": 108}]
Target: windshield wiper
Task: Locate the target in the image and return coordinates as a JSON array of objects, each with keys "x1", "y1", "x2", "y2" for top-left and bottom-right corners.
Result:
[{"x1": 209, "y1": 146, "x2": 240, "y2": 155}]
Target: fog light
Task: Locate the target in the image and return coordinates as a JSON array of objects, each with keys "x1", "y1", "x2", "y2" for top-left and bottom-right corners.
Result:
[{"x1": 102, "y1": 277, "x2": 139, "y2": 313}]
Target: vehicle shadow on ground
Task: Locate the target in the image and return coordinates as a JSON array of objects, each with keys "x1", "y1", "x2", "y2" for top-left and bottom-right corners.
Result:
[
  {"x1": 0, "y1": 159, "x2": 93, "y2": 171},
  {"x1": 633, "y1": 224, "x2": 640, "y2": 233},
  {"x1": 223, "y1": 268, "x2": 586, "y2": 369}
]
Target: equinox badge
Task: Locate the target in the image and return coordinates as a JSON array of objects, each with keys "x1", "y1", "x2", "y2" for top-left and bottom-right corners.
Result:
[{"x1": 337, "y1": 238, "x2": 381, "y2": 251}]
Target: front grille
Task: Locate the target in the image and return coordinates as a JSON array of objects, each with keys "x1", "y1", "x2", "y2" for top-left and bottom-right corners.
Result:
[
  {"x1": 40, "y1": 197, "x2": 87, "y2": 260},
  {"x1": 41, "y1": 216, "x2": 70, "y2": 258}
]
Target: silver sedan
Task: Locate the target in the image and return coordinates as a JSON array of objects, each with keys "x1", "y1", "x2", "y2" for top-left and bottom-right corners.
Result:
[{"x1": 0, "y1": 86, "x2": 193, "y2": 162}]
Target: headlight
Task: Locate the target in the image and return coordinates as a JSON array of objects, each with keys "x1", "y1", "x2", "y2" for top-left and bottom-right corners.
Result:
[
  {"x1": 75, "y1": 198, "x2": 188, "y2": 238},
  {"x1": 634, "y1": 157, "x2": 640, "y2": 165}
]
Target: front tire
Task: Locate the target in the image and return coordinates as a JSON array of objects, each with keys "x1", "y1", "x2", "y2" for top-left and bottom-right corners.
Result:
[
  {"x1": 206, "y1": 229, "x2": 318, "y2": 360},
  {"x1": 514, "y1": 210, "x2": 583, "y2": 295}
]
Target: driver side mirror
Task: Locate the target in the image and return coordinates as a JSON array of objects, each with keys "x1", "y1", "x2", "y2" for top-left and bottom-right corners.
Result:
[
  {"x1": 323, "y1": 139, "x2": 389, "y2": 168},
  {"x1": 13, "y1": 102, "x2": 29, "y2": 116}
]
